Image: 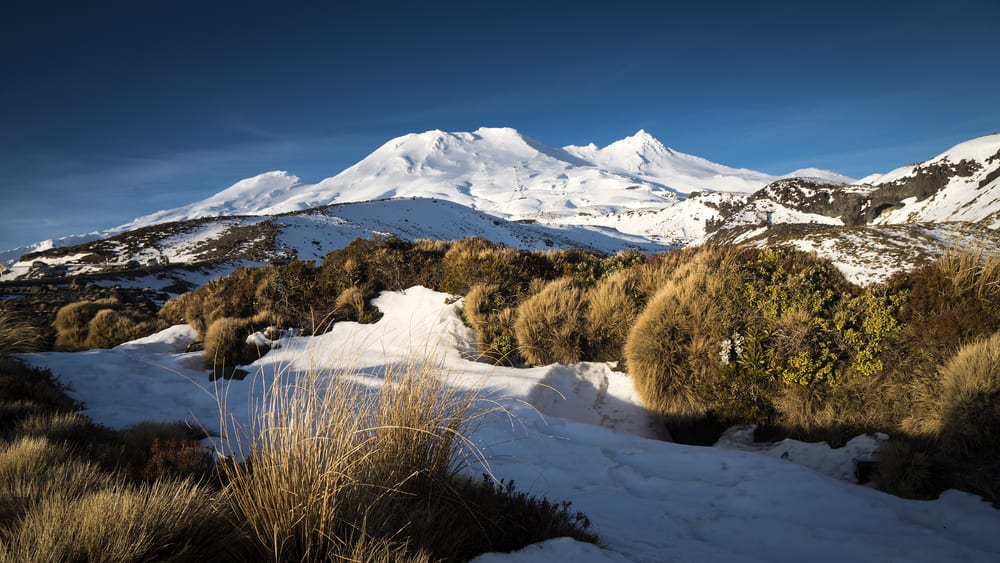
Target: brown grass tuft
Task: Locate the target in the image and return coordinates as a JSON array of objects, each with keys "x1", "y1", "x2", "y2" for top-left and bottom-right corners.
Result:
[
  {"x1": 0, "y1": 310, "x2": 45, "y2": 357},
  {"x1": 585, "y1": 266, "x2": 650, "y2": 363},
  {"x1": 624, "y1": 272, "x2": 724, "y2": 420},
  {"x1": 514, "y1": 277, "x2": 589, "y2": 365},
  {"x1": 218, "y1": 358, "x2": 487, "y2": 560},
  {"x1": 202, "y1": 317, "x2": 261, "y2": 369},
  {"x1": 0, "y1": 479, "x2": 249, "y2": 562}
]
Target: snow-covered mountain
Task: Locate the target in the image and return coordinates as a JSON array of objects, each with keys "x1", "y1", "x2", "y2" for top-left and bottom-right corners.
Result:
[
  {"x1": 118, "y1": 127, "x2": 852, "y2": 232},
  {"x1": 4, "y1": 128, "x2": 999, "y2": 287}
]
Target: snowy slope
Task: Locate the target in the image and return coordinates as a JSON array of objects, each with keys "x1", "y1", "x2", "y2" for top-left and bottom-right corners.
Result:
[
  {"x1": 865, "y1": 133, "x2": 1000, "y2": 227},
  {"x1": 22, "y1": 287, "x2": 1000, "y2": 562},
  {"x1": 1, "y1": 198, "x2": 671, "y2": 283}
]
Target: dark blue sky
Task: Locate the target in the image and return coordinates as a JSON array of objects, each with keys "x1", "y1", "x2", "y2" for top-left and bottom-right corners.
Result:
[{"x1": 2, "y1": 0, "x2": 998, "y2": 252}]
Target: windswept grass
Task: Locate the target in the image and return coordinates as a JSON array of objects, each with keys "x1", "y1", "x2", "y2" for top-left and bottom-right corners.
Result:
[
  {"x1": 217, "y1": 355, "x2": 596, "y2": 560},
  {"x1": 0, "y1": 310, "x2": 45, "y2": 357}
]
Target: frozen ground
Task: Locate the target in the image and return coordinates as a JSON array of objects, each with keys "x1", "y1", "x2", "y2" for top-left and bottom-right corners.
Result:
[{"x1": 22, "y1": 287, "x2": 1000, "y2": 562}]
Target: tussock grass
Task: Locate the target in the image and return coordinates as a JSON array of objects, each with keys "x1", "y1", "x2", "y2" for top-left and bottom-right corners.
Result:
[
  {"x1": 202, "y1": 316, "x2": 271, "y2": 369},
  {"x1": 463, "y1": 283, "x2": 521, "y2": 365},
  {"x1": 0, "y1": 436, "x2": 115, "y2": 528},
  {"x1": 585, "y1": 266, "x2": 655, "y2": 364},
  {"x1": 218, "y1": 354, "x2": 595, "y2": 560},
  {"x1": 218, "y1": 358, "x2": 486, "y2": 560},
  {"x1": 0, "y1": 479, "x2": 249, "y2": 563},
  {"x1": 931, "y1": 331, "x2": 1000, "y2": 459},
  {"x1": 0, "y1": 310, "x2": 44, "y2": 357},
  {"x1": 84, "y1": 308, "x2": 167, "y2": 349},
  {"x1": 53, "y1": 298, "x2": 165, "y2": 351},
  {"x1": 514, "y1": 277, "x2": 589, "y2": 366},
  {"x1": 15, "y1": 411, "x2": 94, "y2": 444},
  {"x1": 624, "y1": 272, "x2": 724, "y2": 421}
]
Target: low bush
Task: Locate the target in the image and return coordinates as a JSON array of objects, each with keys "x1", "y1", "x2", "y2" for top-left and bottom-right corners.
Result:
[
  {"x1": 463, "y1": 283, "x2": 522, "y2": 365},
  {"x1": 143, "y1": 438, "x2": 215, "y2": 483}
]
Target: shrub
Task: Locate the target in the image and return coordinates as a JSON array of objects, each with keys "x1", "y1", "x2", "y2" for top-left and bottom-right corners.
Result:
[
  {"x1": 463, "y1": 283, "x2": 522, "y2": 365},
  {"x1": 882, "y1": 250, "x2": 1000, "y2": 388},
  {"x1": 143, "y1": 438, "x2": 215, "y2": 482},
  {"x1": 162, "y1": 267, "x2": 268, "y2": 338},
  {"x1": 0, "y1": 358, "x2": 77, "y2": 414},
  {"x1": 0, "y1": 479, "x2": 250, "y2": 562},
  {"x1": 514, "y1": 277, "x2": 590, "y2": 366}
]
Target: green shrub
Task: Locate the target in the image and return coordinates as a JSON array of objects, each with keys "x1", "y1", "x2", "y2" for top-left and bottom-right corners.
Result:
[
  {"x1": 514, "y1": 277, "x2": 590, "y2": 365},
  {"x1": 463, "y1": 283, "x2": 522, "y2": 365}
]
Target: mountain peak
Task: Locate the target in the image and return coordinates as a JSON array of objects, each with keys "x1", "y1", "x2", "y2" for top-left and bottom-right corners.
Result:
[{"x1": 615, "y1": 129, "x2": 665, "y2": 149}]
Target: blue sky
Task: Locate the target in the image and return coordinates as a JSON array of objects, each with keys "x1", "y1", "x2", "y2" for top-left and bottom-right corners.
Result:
[{"x1": 2, "y1": 0, "x2": 998, "y2": 253}]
